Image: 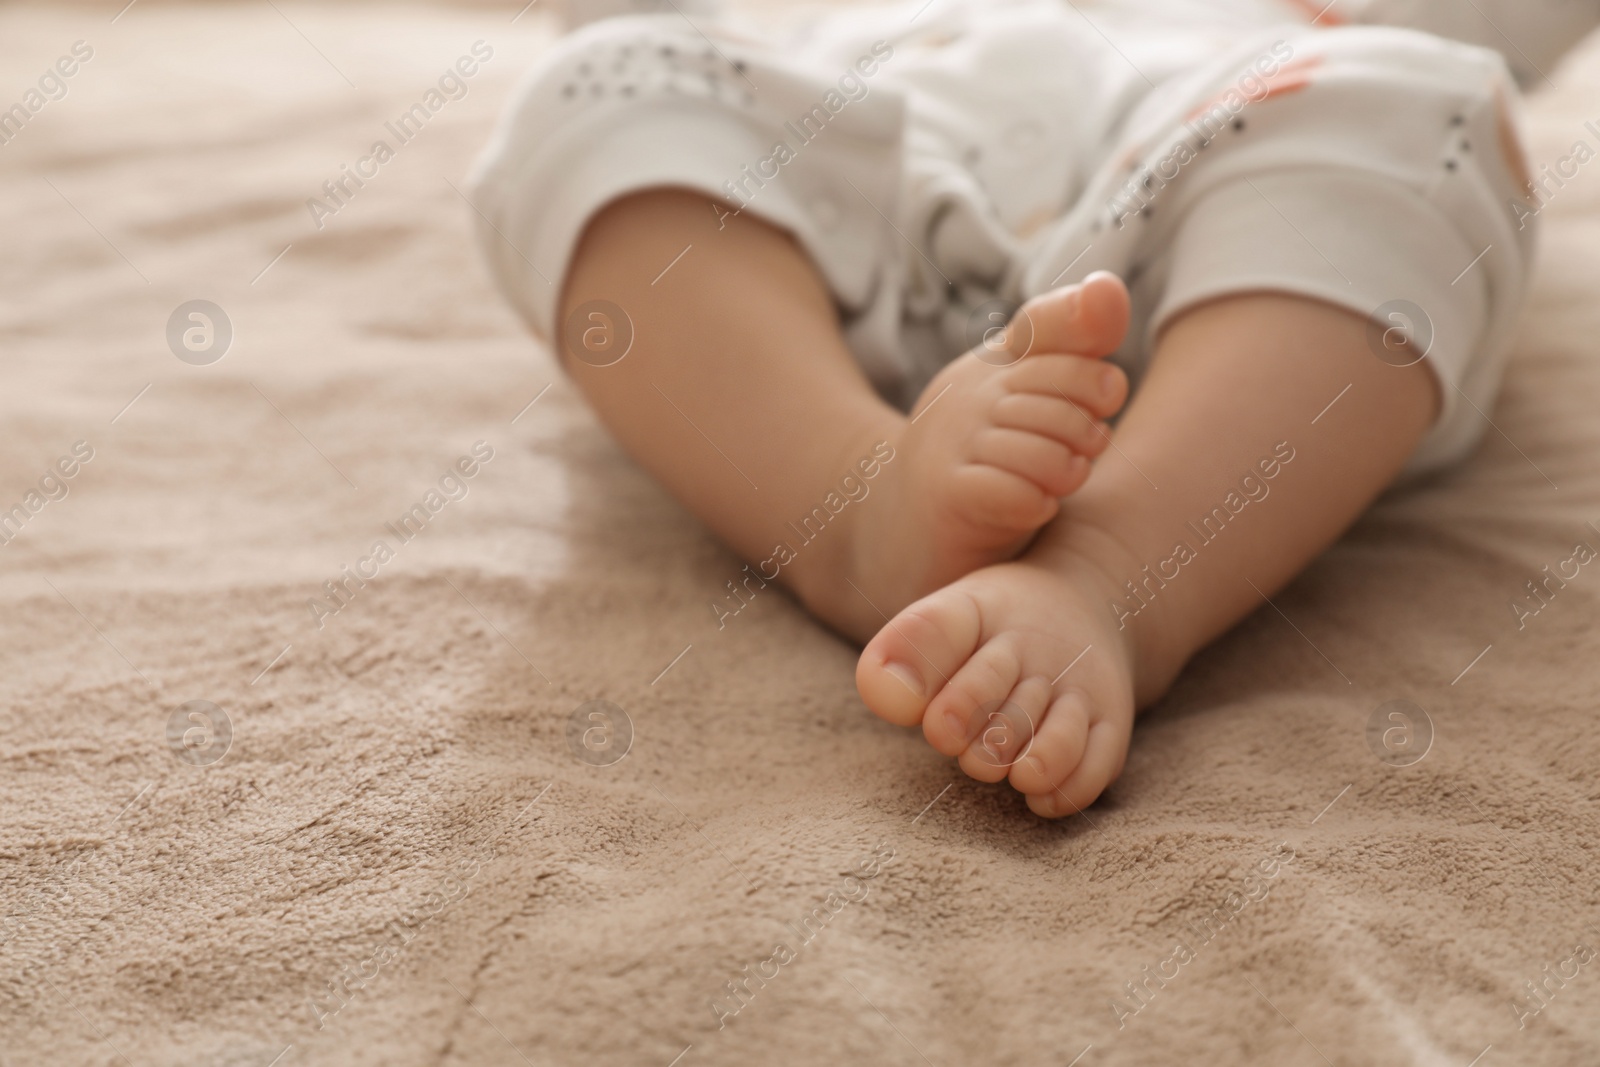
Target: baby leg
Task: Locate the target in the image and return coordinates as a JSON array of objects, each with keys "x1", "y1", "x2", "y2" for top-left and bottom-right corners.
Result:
[
  {"x1": 852, "y1": 16, "x2": 1533, "y2": 815},
  {"x1": 561, "y1": 188, "x2": 1131, "y2": 642},
  {"x1": 856, "y1": 290, "x2": 1437, "y2": 816}
]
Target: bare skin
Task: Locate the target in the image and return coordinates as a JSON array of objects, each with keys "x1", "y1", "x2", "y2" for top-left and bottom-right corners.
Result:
[
  {"x1": 856, "y1": 295, "x2": 1437, "y2": 816},
  {"x1": 561, "y1": 188, "x2": 1438, "y2": 816},
  {"x1": 561, "y1": 188, "x2": 1131, "y2": 642}
]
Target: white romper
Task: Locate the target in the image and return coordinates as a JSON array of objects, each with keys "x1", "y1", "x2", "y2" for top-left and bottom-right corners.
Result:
[{"x1": 470, "y1": 0, "x2": 1597, "y2": 473}]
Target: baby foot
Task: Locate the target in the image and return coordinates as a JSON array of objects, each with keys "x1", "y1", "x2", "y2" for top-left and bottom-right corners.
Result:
[
  {"x1": 833, "y1": 274, "x2": 1130, "y2": 638},
  {"x1": 855, "y1": 536, "x2": 1161, "y2": 817}
]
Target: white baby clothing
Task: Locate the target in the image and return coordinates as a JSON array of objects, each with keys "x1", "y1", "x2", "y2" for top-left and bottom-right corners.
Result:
[{"x1": 470, "y1": 0, "x2": 1596, "y2": 473}]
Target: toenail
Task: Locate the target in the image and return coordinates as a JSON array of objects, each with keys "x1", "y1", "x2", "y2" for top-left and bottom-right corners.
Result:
[
  {"x1": 945, "y1": 707, "x2": 972, "y2": 742},
  {"x1": 1023, "y1": 754, "x2": 1046, "y2": 778},
  {"x1": 1063, "y1": 288, "x2": 1083, "y2": 319},
  {"x1": 883, "y1": 661, "x2": 922, "y2": 697},
  {"x1": 1099, "y1": 366, "x2": 1119, "y2": 396}
]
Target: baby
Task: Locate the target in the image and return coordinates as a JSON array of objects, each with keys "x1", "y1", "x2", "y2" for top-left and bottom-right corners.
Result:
[{"x1": 470, "y1": 0, "x2": 1598, "y2": 816}]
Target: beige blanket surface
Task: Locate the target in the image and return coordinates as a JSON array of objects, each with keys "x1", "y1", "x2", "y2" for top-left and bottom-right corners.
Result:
[{"x1": 3, "y1": 3, "x2": 1598, "y2": 1065}]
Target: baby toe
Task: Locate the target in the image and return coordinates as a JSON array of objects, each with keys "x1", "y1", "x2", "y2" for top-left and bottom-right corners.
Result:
[
  {"x1": 990, "y1": 390, "x2": 1114, "y2": 456},
  {"x1": 921, "y1": 638, "x2": 1022, "y2": 758},
  {"x1": 970, "y1": 427, "x2": 1087, "y2": 498},
  {"x1": 1023, "y1": 718, "x2": 1129, "y2": 819},
  {"x1": 856, "y1": 588, "x2": 983, "y2": 728},
  {"x1": 1007, "y1": 271, "x2": 1131, "y2": 361},
  {"x1": 949, "y1": 464, "x2": 1060, "y2": 531},
  {"x1": 1007, "y1": 688, "x2": 1091, "y2": 795},
  {"x1": 1075, "y1": 271, "x2": 1133, "y2": 355},
  {"x1": 957, "y1": 675, "x2": 1051, "y2": 783}
]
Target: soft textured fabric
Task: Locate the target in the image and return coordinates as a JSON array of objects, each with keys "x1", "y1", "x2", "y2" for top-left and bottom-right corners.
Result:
[
  {"x1": 3, "y1": 3, "x2": 1600, "y2": 1066},
  {"x1": 468, "y1": 0, "x2": 1577, "y2": 473}
]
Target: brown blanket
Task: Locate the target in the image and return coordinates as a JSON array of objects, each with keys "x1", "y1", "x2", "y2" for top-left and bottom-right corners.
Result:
[{"x1": 3, "y1": 3, "x2": 1598, "y2": 1064}]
